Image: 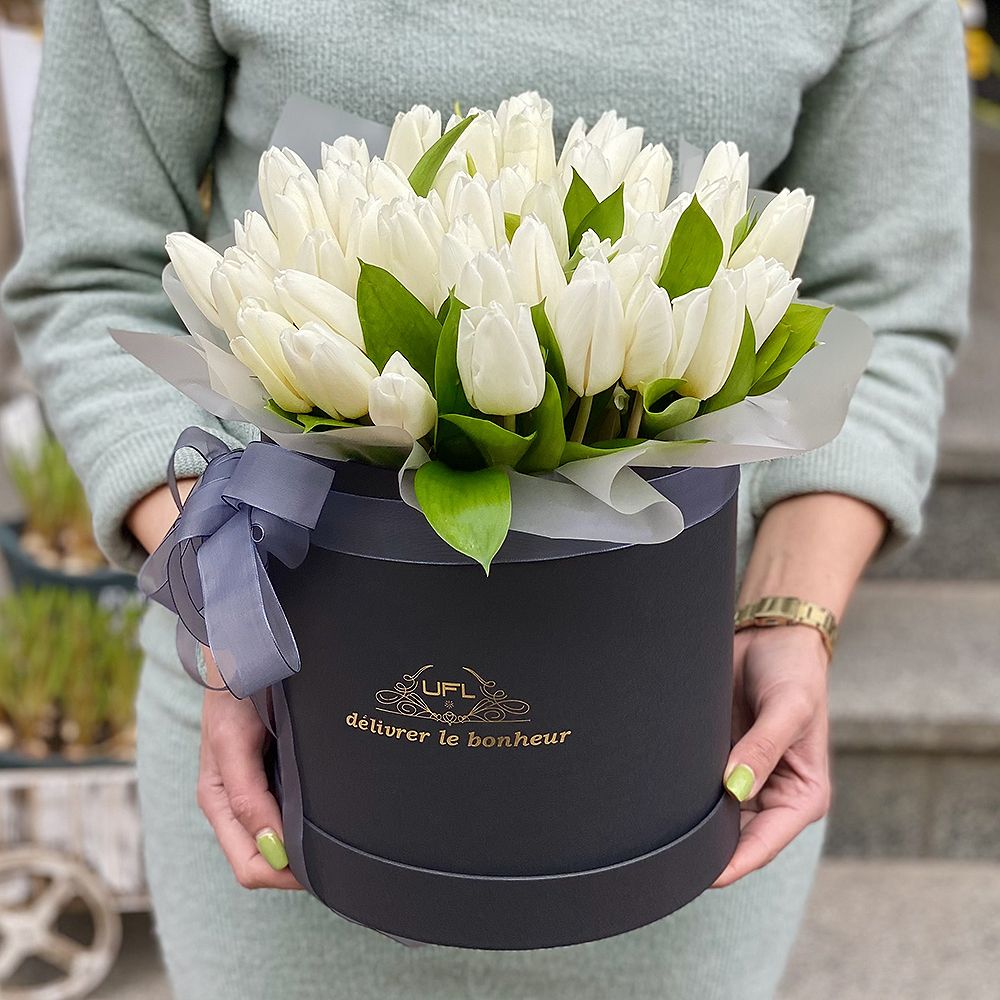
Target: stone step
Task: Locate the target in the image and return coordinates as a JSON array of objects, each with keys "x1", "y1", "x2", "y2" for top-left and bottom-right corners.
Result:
[
  {"x1": 778, "y1": 857, "x2": 1000, "y2": 1000},
  {"x1": 826, "y1": 580, "x2": 1000, "y2": 858}
]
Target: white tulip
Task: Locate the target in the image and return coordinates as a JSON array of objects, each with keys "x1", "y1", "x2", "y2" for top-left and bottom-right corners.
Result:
[
  {"x1": 273, "y1": 269, "x2": 365, "y2": 349},
  {"x1": 257, "y1": 146, "x2": 311, "y2": 227},
  {"x1": 442, "y1": 173, "x2": 506, "y2": 248},
  {"x1": 623, "y1": 143, "x2": 673, "y2": 215},
  {"x1": 367, "y1": 352, "x2": 438, "y2": 440},
  {"x1": 455, "y1": 249, "x2": 517, "y2": 315},
  {"x1": 667, "y1": 286, "x2": 712, "y2": 380},
  {"x1": 385, "y1": 105, "x2": 442, "y2": 175},
  {"x1": 457, "y1": 303, "x2": 546, "y2": 415},
  {"x1": 438, "y1": 218, "x2": 492, "y2": 298},
  {"x1": 295, "y1": 230, "x2": 359, "y2": 295},
  {"x1": 729, "y1": 188, "x2": 815, "y2": 272},
  {"x1": 234, "y1": 211, "x2": 280, "y2": 271},
  {"x1": 621, "y1": 276, "x2": 674, "y2": 390},
  {"x1": 279, "y1": 322, "x2": 378, "y2": 420},
  {"x1": 230, "y1": 299, "x2": 309, "y2": 413},
  {"x1": 444, "y1": 109, "x2": 502, "y2": 181},
  {"x1": 366, "y1": 157, "x2": 417, "y2": 203},
  {"x1": 741, "y1": 256, "x2": 799, "y2": 345},
  {"x1": 520, "y1": 181, "x2": 570, "y2": 261},
  {"x1": 696, "y1": 141, "x2": 749, "y2": 254},
  {"x1": 554, "y1": 257, "x2": 627, "y2": 397},
  {"x1": 509, "y1": 215, "x2": 567, "y2": 308},
  {"x1": 164, "y1": 232, "x2": 223, "y2": 327},
  {"x1": 210, "y1": 246, "x2": 285, "y2": 336},
  {"x1": 268, "y1": 172, "x2": 333, "y2": 266},
  {"x1": 495, "y1": 92, "x2": 557, "y2": 181},
  {"x1": 494, "y1": 165, "x2": 535, "y2": 216},
  {"x1": 317, "y1": 160, "x2": 369, "y2": 248},
  {"x1": 608, "y1": 243, "x2": 662, "y2": 305},
  {"x1": 677, "y1": 269, "x2": 748, "y2": 399},
  {"x1": 559, "y1": 111, "x2": 644, "y2": 199},
  {"x1": 321, "y1": 135, "x2": 370, "y2": 172}
]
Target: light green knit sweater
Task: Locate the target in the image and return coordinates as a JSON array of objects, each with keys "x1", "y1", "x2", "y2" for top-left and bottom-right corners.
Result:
[{"x1": 4, "y1": 0, "x2": 970, "y2": 574}]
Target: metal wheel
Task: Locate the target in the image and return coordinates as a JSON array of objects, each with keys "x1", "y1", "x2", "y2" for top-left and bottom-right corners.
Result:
[{"x1": 0, "y1": 848, "x2": 122, "y2": 1000}]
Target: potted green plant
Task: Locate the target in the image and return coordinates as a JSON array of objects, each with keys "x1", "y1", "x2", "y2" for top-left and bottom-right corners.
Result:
[
  {"x1": 0, "y1": 431, "x2": 134, "y2": 595},
  {"x1": 0, "y1": 587, "x2": 143, "y2": 763}
]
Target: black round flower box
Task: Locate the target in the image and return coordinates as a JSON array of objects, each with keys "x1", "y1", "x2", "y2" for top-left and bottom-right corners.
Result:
[{"x1": 267, "y1": 462, "x2": 741, "y2": 950}]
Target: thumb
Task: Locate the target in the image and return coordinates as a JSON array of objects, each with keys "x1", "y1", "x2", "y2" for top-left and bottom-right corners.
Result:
[{"x1": 723, "y1": 697, "x2": 806, "y2": 802}]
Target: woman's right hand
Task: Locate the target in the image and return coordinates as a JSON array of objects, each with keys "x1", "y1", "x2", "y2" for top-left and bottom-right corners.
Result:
[{"x1": 197, "y1": 650, "x2": 303, "y2": 891}]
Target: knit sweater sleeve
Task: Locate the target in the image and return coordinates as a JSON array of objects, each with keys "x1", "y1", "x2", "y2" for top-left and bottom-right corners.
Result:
[
  {"x1": 747, "y1": 0, "x2": 971, "y2": 553},
  {"x1": 1, "y1": 0, "x2": 245, "y2": 572}
]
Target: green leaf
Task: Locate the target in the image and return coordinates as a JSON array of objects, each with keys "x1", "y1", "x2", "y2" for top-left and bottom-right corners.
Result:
[
  {"x1": 701, "y1": 309, "x2": 757, "y2": 414},
  {"x1": 729, "y1": 198, "x2": 759, "y2": 258},
  {"x1": 640, "y1": 377, "x2": 686, "y2": 412},
  {"x1": 530, "y1": 302, "x2": 570, "y2": 412},
  {"x1": 434, "y1": 294, "x2": 472, "y2": 419},
  {"x1": 264, "y1": 400, "x2": 355, "y2": 432},
  {"x1": 750, "y1": 302, "x2": 831, "y2": 393},
  {"x1": 504, "y1": 212, "x2": 521, "y2": 242},
  {"x1": 356, "y1": 262, "x2": 441, "y2": 384},
  {"x1": 569, "y1": 182, "x2": 625, "y2": 254},
  {"x1": 752, "y1": 324, "x2": 790, "y2": 384},
  {"x1": 658, "y1": 195, "x2": 724, "y2": 299},
  {"x1": 644, "y1": 395, "x2": 701, "y2": 435},
  {"x1": 408, "y1": 113, "x2": 477, "y2": 197},
  {"x1": 517, "y1": 374, "x2": 567, "y2": 473},
  {"x1": 465, "y1": 151, "x2": 477, "y2": 177},
  {"x1": 562, "y1": 169, "x2": 599, "y2": 250},
  {"x1": 413, "y1": 462, "x2": 511, "y2": 574},
  {"x1": 438, "y1": 414, "x2": 536, "y2": 468}
]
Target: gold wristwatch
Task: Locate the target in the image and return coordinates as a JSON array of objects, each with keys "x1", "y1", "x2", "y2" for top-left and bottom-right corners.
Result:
[{"x1": 733, "y1": 596, "x2": 838, "y2": 658}]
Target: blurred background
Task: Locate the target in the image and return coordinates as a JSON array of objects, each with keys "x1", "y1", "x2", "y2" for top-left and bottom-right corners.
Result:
[{"x1": 0, "y1": 1, "x2": 996, "y2": 997}]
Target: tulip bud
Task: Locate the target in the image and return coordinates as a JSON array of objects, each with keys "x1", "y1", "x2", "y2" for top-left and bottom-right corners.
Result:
[
  {"x1": 623, "y1": 143, "x2": 673, "y2": 215},
  {"x1": 559, "y1": 111, "x2": 644, "y2": 200},
  {"x1": 508, "y1": 216, "x2": 567, "y2": 309},
  {"x1": 273, "y1": 269, "x2": 365, "y2": 349},
  {"x1": 268, "y1": 172, "x2": 332, "y2": 267},
  {"x1": 621, "y1": 277, "x2": 674, "y2": 390},
  {"x1": 457, "y1": 303, "x2": 546, "y2": 415},
  {"x1": 496, "y1": 91, "x2": 558, "y2": 181},
  {"x1": 164, "y1": 232, "x2": 224, "y2": 328},
  {"x1": 443, "y1": 173, "x2": 506, "y2": 248},
  {"x1": 667, "y1": 285, "x2": 712, "y2": 380},
  {"x1": 317, "y1": 160, "x2": 369, "y2": 247},
  {"x1": 729, "y1": 188, "x2": 815, "y2": 272},
  {"x1": 234, "y1": 211, "x2": 281, "y2": 271},
  {"x1": 554, "y1": 257, "x2": 627, "y2": 397},
  {"x1": 696, "y1": 141, "x2": 749, "y2": 255},
  {"x1": 520, "y1": 181, "x2": 570, "y2": 262},
  {"x1": 741, "y1": 256, "x2": 800, "y2": 345},
  {"x1": 438, "y1": 218, "x2": 492, "y2": 298},
  {"x1": 230, "y1": 300, "x2": 310, "y2": 413},
  {"x1": 608, "y1": 244, "x2": 661, "y2": 305},
  {"x1": 444, "y1": 109, "x2": 502, "y2": 181},
  {"x1": 677, "y1": 269, "x2": 748, "y2": 399},
  {"x1": 368, "y1": 352, "x2": 438, "y2": 440},
  {"x1": 366, "y1": 157, "x2": 417, "y2": 203},
  {"x1": 321, "y1": 135, "x2": 371, "y2": 172},
  {"x1": 385, "y1": 105, "x2": 443, "y2": 175},
  {"x1": 279, "y1": 322, "x2": 378, "y2": 420},
  {"x1": 257, "y1": 147, "x2": 311, "y2": 227},
  {"x1": 295, "y1": 230, "x2": 360, "y2": 295},
  {"x1": 210, "y1": 247, "x2": 284, "y2": 335},
  {"x1": 455, "y1": 249, "x2": 517, "y2": 315}
]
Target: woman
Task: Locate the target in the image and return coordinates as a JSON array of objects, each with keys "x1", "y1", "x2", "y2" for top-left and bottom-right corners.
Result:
[{"x1": 3, "y1": 1, "x2": 969, "y2": 997}]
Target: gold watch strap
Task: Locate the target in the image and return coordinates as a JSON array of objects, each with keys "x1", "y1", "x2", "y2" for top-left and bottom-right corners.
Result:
[{"x1": 733, "y1": 596, "x2": 838, "y2": 657}]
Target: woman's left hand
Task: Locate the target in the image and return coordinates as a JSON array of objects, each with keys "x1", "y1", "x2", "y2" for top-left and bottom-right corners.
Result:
[{"x1": 711, "y1": 624, "x2": 832, "y2": 888}]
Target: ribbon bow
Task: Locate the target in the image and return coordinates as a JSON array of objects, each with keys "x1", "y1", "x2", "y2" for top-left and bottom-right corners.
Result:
[{"x1": 139, "y1": 428, "x2": 336, "y2": 699}]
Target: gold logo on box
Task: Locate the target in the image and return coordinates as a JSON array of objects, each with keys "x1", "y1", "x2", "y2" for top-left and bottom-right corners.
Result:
[{"x1": 375, "y1": 664, "x2": 531, "y2": 726}]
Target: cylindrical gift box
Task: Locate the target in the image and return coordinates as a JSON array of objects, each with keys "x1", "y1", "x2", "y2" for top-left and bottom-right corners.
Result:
[{"x1": 268, "y1": 462, "x2": 741, "y2": 950}]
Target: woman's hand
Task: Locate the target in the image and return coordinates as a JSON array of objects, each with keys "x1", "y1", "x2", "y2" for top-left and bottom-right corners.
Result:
[
  {"x1": 197, "y1": 650, "x2": 303, "y2": 891},
  {"x1": 127, "y1": 484, "x2": 301, "y2": 891},
  {"x1": 711, "y1": 625, "x2": 831, "y2": 887}
]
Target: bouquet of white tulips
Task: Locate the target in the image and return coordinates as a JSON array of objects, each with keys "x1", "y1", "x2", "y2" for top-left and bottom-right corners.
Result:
[{"x1": 145, "y1": 92, "x2": 867, "y2": 572}]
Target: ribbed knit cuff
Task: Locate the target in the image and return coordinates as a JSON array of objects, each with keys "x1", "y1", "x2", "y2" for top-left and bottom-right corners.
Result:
[
  {"x1": 87, "y1": 415, "x2": 251, "y2": 573},
  {"x1": 748, "y1": 421, "x2": 923, "y2": 562}
]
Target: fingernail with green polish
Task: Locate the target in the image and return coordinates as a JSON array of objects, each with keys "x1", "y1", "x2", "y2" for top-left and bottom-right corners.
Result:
[
  {"x1": 724, "y1": 764, "x2": 755, "y2": 802},
  {"x1": 256, "y1": 828, "x2": 289, "y2": 871}
]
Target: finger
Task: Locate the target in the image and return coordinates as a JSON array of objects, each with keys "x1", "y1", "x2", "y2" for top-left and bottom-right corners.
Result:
[
  {"x1": 723, "y1": 692, "x2": 812, "y2": 802},
  {"x1": 197, "y1": 745, "x2": 302, "y2": 891},
  {"x1": 710, "y1": 794, "x2": 825, "y2": 888},
  {"x1": 208, "y1": 694, "x2": 289, "y2": 859}
]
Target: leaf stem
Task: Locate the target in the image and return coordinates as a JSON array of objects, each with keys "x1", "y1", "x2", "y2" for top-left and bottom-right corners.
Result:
[
  {"x1": 570, "y1": 395, "x2": 594, "y2": 443},
  {"x1": 626, "y1": 391, "x2": 644, "y2": 439},
  {"x1": 503, "y1": 414, "x2": 517, "y2": 433}
]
